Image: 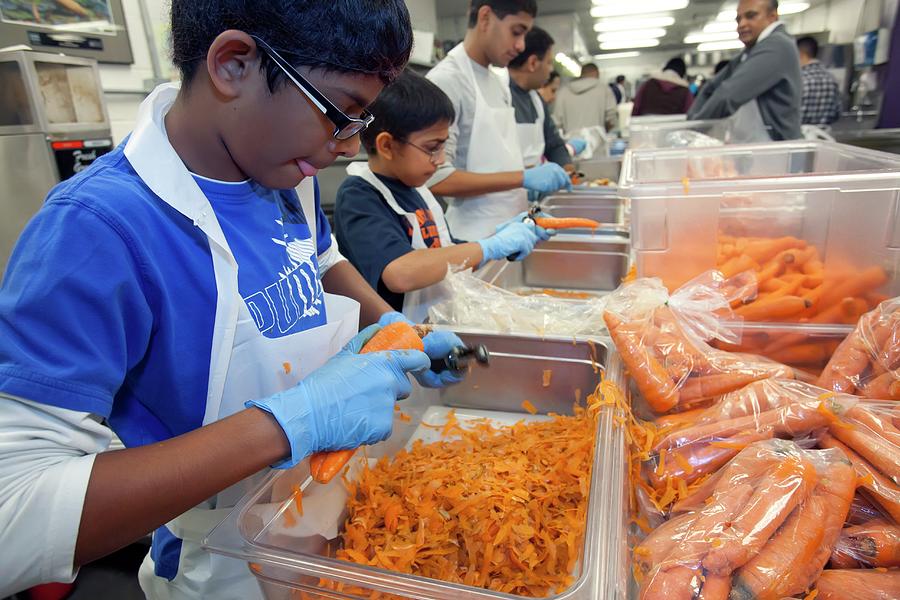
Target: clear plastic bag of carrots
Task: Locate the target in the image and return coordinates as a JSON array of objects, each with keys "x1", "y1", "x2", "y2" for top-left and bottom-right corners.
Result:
[
  {"x1": 644, "y1": 379, "x2": 859, "y2": 501},
  {"x1": 633, "y1": 440, "x2": 856, "y2": 600},
  {"x1": 603, "y1": 271, "x2": 794, "y2": 415},
  {"x1": 428, "y1": 267, "x2": 609, "y2": 337},
  {"x1": 818, "y1": 297, "x2": 900, "y2": 400}
]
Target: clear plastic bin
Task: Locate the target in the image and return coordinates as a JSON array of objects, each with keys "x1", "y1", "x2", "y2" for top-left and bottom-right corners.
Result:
[
  {"x1": 204, "y1": 330, "x2": 629, "y2": 600},
  {"x1": 627, "y1": 117, "x2": 736, "y2": 150},
  {"x1": 619, "y1": 141, "x2": 900, "y2": 322}
]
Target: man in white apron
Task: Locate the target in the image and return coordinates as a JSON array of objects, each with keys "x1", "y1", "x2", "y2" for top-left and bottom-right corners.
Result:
[
  {"x1": 334, "y1": 71, "x2": 551, "y2": 325},
  {"x1": 688, "y1": 0, "x2": 802, "y2": 142},
  {"x1": 0, "y1": 4, "x2": 467, "y2": 598},
  {"x1": 507, "y1": 27, "x2": 579, "y2": 173},
  {"x1": 426, "y1": 0, "x2": 571, "y2": 241}
]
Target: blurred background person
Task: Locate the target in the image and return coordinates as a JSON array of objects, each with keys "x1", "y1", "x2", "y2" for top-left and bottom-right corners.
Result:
[{"x1": 632, "y1": 57, "x2": 694, "y2": 116}]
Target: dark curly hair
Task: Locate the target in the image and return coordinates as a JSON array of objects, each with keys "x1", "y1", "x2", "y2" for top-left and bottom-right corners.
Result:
[{"x1": 170, "y1": 0, "x2": 413, "y2": 89}]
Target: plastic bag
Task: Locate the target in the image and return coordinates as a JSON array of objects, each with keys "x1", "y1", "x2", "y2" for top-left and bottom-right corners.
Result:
[
  {"x1": 603, "y1": 271, "x2": 793, "y2": 415},
  {"x1": 812, "y1": 568, "x2": 900, "y2": 600},
  {"x1": 818, "y1": 297, "x2": 900, "y2": 399},
  {"x1": 818, "y1": 401, "x2": 900, "y2": 523},
  {"x1": 633, "y1": 440, "x2": 855, "y2": 600},
  {"x1": 663, "y1": 130, "x2": 724, "y2": 149},
  {"x1": 829, "y1": 520, "x2": 900, "y2": 568},
  {"x1": 645, "y1": 379, "x2": 857, "y2": 494},
  {"x1": 427, "y1": 268, "x2": 610, "y2": 338}
]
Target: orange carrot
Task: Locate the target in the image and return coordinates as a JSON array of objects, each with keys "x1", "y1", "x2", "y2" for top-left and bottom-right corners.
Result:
[
  {"x1": 697, "y1": 574, "x2": 731, "y2": 600},
  {"x1": 719, "y1": 254, "x2": 759, "y2": 279},
  {"x1": 813, "y1": 569, "x2": 900, "y2": 600},
  {"x1": 734, "y1": 295, "x2": 811, "y2": 321},
  {"x1": 862, "y1": 372, "x2": 900, "y2": 400},
  {"x1": 829, "y1": 424, "x2": 900, "y2": 486},
  {"x1": 649, "y1": 429, "x2": 774, "y2": 488},
  {"x1": 819, "y1": 434, "x2": 900, "y2": 524},
  {"x1": 768, "y1": 342, "x2": 834, "y2": 366},
  {"x1": 703, "y1": 456, "x2": 818, "y2": 574},
  {"x1": 831, "y1": 520, "x2": 900, "y2": 568},
  {"x1": 310, "y1": 322, "x2": 425, "y2": 483},
  {"x1": 678, "y1": 372, "x2": 770, "y2": 405},
  {"x1": 533, "y1": 216, "x2": 600, "y2": 230},
  {"x1": 742, "y1": 236, "x2": 806, "y2": 265},
  {"x1": 817, "y1": 266, "x2": 888, "y2": 313},
  {"x1": 604, "y1": 312, "x2": 679, "y2": 413}
]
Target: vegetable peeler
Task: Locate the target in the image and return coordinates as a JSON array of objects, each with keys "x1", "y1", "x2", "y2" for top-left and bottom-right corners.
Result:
[
  {"x1": 430, "y1": 343, "x2": 490, "y2": 374},
  {"x1": 507, "y1": 206, "x2": 546, "y2": 261}
]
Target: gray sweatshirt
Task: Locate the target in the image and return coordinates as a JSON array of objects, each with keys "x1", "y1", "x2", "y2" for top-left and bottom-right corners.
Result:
[
  {"x1": 689, "y1": 23, "x2": 802, "y2": 141},
  {"x1": 552, "y1": 77, "x2": 617, "y2": 135}
]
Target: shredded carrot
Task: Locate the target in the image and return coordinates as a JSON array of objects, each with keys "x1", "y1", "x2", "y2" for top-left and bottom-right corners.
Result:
[
  {"x1": 397, "y1": 411, "x2": 412, "y2": 423},
  {"x1": 681, "y1": 176, "x2": 690, "y2": 194},
  {"x1": 542, "y1": 369, "x2": 553, "y2": 388},
  {"x1": 817, "y1": 400, "x2": 854, "y2": 430},
  {"x1": 710, "y1": 537, "x2": 723, "y2": 548},
  {"x1": 710, "y1": 440, "x2": 749, "y2": 450},
  {"x1": 282, "y1": 361, "x2": 292, "y2": 375},
  {"x1": 291, "y1": 483, "x2": 304, "y2": 517},
  {"x1": 875, "y1": 567, "x2": 888, "y2": 572},
  {"x1": 335, "y1": 395, "x2": 600, "y2": 596},
  {"x1": 521, "y1": 399, "x2": 538, "y2": 415},
  {"x1": 655, "y1": 448, "x2": 668, "y2": 477},
  {"x1": 282, "y1": 504, "x2": 297, "y2": 527},
  {"x1": 804, "y1": 589, "x2": 819, "y2": 600},
  {"x1": 858, "y1": 473, "x2": 875, "y2": 487},
  {"x1": 673, "y1": 451, "x2": 695, "y2": 475}
]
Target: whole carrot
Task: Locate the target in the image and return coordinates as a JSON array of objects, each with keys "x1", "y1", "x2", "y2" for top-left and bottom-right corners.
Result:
[
  {"x1": 813, "y1": 568, "x2": 900, "y2": 600},
  {"x1": 733, "y1": 295, "x2": 811, "y2": 321},
  {"x1": 533, "y1": 216, "x2": 600, "y2": 230},
  {"x1": 819, "y1": 433, "x2": 900, "y2": 523},
  {"x1": 829, "y1": 424, "x2": 900, "y2": 486},
  {"x1": 308, "y1": 322, "x2": 425, "y2": 484}
]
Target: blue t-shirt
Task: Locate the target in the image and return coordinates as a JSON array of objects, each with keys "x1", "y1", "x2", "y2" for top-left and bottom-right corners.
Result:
[
  {"x1": 0, "y1": 141, "x2": 333, "y2": 447},
  {"x1": 334, "y1": 172, "x2": 461, "y2": 311}
]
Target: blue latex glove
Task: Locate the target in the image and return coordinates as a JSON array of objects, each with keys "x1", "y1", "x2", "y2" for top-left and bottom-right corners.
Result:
[
  {"x1": 522, "y1": 163, "x2": 572, "y2": 193},
  {"x1": 417, "y1": 329, "x2": 467, "y2": 388},
  {"x1": 246, "y1": 324, "x2": 429, "y2": 468},
  {"x1": 478, "y1": 220, "x2": 548, "y2": 263},
  {"x1": 377, "y1": 311, "x2": 412, "y2": 327},
  {"x1": 568, "y1": 138, "x2": 587, "y2": 155}
]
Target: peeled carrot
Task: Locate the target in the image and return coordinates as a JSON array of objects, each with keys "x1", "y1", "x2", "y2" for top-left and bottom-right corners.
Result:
[
  {"x1": 649, "y1": 429, "x2": 774, "y2": 488},
  {"x1": 831, "y1": 520, "x2": 900, "y2": 568},
  {"x1": 533, "y1": 216, "x2": 600, "y2": 230},
  {"x1": 742, "y1": 236, "x2": 806, "y2": 265},
  {"x1": 697, "y1": 574, "x2": 731, "y2": 600},
  {"x1": 678, "y1": 372, "x2": 771, "y2": 404},
  {"x1": 813, "y1": 568, "x2": 900, "y2": 600},
  {"x1": 309, "y1": 322, "x2": 425, "y2": 484},
  {"x1": 862, "y1": 372, "x2": 900, "y2": 400}
]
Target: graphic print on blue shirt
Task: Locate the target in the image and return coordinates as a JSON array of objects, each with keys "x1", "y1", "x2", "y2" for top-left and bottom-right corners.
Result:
[
  {"x1": 193, "y1": 175, "x2": 329, "y2": 337},
  {"x1": 408, "y1": 208, "x2": 444, "y2": 248}
]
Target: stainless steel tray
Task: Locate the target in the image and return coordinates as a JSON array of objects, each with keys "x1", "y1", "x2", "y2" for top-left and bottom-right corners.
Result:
[
  {"x1": 478, "y1": 234, "x2": 630, "y2": 294},
  {"x1": 203, "y1": 330, "x2": 629, "y2": 600},
  {"x1": 541, "y1": 194, "x2": 626, "y2": 227}
]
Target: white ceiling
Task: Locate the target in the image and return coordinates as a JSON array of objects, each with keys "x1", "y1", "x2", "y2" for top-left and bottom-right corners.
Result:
[{"x1": 436, "y1": 0, "x2": 824, "y2": 56}]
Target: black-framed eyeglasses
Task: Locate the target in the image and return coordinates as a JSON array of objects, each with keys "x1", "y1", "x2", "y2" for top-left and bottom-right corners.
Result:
[
  {"x1": 251, "y1": 35, "x2": 375, "y2": 140},
  {"x1": 401, "y1": 140, "x2": 446, "y2": 165}
]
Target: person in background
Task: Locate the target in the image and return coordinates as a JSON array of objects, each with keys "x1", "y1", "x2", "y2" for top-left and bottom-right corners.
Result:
[
  {"x1": 0, "y1": 2, "x2": 467, "y2": 598},
  {"x1": 797, "y1": 36, "x2": 842, "y2": 125},
  {"x1": 425, "y1": 0, "x2": 570, "y2": 241},
  {"x1": 538, "y1": 69, "x2": 561, "y2": 106},
  {"x1": 610, "y1": 74, "x2": 628, "y2": 103},
  {"x1": 334, "y1": 71, "x2": 550, "y2": 322},
  {"x1": 507, "y1": 27, "x2": 581, "y2": 171},
  {"x1": 631, "y1": 57, "x2": 694, "y2": 116},
  {"x1": 714, "y1": 59, "x2": 731, "y2": 75},
  {"x1": 688, "y1": 0, "x2": 802, "y2": 141},
  {"x1": 553, "y1": 62, "x2": 617, "y2": 134}
]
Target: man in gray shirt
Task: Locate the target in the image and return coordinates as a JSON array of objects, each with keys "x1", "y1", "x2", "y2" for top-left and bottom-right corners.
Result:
[
  {"x1": 688, "y1": 0, "x2": 802, "y2": 141},
  {"x1": 507, "y1": 26, "x2": 574, "y2": 169}
]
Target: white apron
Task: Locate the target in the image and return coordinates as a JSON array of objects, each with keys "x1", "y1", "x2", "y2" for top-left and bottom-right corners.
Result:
[
  {"x1": 731, "y1": 99, "x2": 773, "y2": 143},
  {"x1": 442, "y1": 43, "x2": 527, "y2": 241},
  {"x1": 516, "y1": 89, "x2": 546, "y2": 169},
  {"x1": 346, "y1": 162, "x2": 454, "y2": 323},
  {"x1": 124, "y1": 83, "x2": 360, "y2": 600}
]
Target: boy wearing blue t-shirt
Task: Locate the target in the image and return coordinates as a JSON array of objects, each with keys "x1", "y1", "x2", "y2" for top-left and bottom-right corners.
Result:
[
  {"x1": 335, "y1": 71, "x2": 551, "y2": 320},
  {"x1": 0, "y1": 2, "x2": 468, "y2": 598}
]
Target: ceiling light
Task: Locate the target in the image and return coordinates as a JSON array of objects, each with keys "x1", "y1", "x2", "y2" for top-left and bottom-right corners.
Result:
[
  {"x1": 715, "y1": 9, "x2": 736, "y2": 21},
  {"x1": 597, "y1": 28, "x2": 667, "y2": 42},
  {"x1": 554, "y1": 52, "x2": 582, "y2": 77},
  {"x1": 697, "y1": 40, "x2": 745, "y2": 51},
  {"x1": 779, "y1": 2, "x2": 811, "y2": 14},
  {"x1": 703, "y1": 21, "x2": 737, "y2": 33},
  {"x1": 593, "y1": 51, "x2": 642, "y2": 60},
  {"x1": 685, "y1": 30, "x2": 739, "y2": 44},
  {"x1": 590, "y1": 0, "x2": 688, "y2": 19},
  {"x1": 593, "y1": 15, "x2": 675, "y2": 31},
  {"x1": 600, "y1": 39, "x2": 662, "y2": 50}
]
